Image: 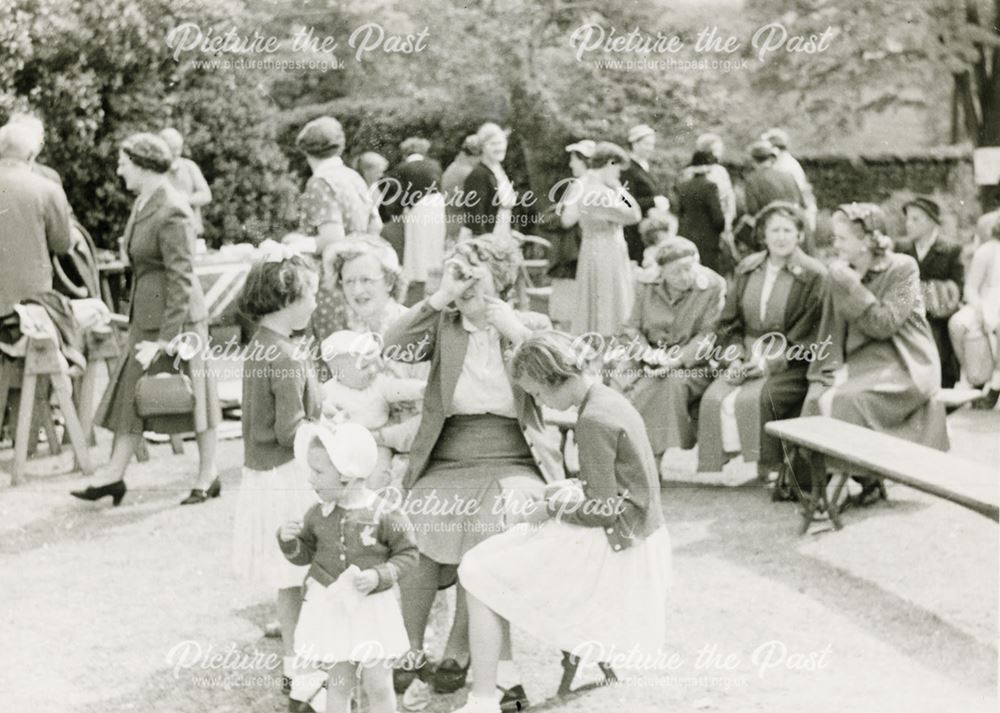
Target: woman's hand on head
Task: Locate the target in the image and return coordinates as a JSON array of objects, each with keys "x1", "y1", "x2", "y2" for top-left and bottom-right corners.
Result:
[{"x1": 432, "y1": 258, "x2": 478, "y2": 306}]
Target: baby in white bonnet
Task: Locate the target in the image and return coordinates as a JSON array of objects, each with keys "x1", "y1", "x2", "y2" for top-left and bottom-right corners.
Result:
[{"x1": 320, "y1": 329, "x2": 425, "y2": 490}]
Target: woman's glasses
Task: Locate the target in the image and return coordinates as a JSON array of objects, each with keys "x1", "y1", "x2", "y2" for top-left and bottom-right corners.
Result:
[{"x1": 341, "y1": 276, "x2": 381, "y2": 289}]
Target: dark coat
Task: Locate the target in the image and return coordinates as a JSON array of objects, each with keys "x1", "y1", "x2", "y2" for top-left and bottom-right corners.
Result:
[
  {"x1": 741, "y1": 166, "x2": 804, "y2": 218},
  {"x1": 675, "y1": 172, "x2": 726, "y2": 273},
  {"x1": 461, "y1": 162, "x2": 502, "y2": 236},
  {"x1": 380, "y1": 157, "x2": 443, "y2": 223},
  {"x1": 897, "y1": 235, "x2": 964, "y2": 386},
  {"x1": 123, "y1": 183, "x2": 208, "y2": 343},
  {"x1": 381, "y1": 299, "x2": 564, "y2": 489},
  {"x1": 620, "y1": 160, "x2": 658, "y2": 262}
]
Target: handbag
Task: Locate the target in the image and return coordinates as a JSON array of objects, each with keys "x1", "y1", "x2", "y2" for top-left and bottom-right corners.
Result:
[
  {"x1": 921, "y1": 279, "x2": 962, "y2": 319},
  {"x1": 135, "y1": 355, "x2": 196, "y2": 418}
]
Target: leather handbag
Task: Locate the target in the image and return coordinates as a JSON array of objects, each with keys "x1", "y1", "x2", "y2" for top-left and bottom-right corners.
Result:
[{"x1": 135, "y1": 371, "x2": 195, "y2": 418}]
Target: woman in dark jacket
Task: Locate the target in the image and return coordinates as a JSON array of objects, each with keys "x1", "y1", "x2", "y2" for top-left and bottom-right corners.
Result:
[
  {"x1": 674, "y1": 150, "x2": 726, "y2": 273},
  {"x1": 71, "y1": 133, "x2": 221, "y2": 507},
  {"x1": 697, "y1": 202, "x2": 827, "y2": 481},
  {"x1": 460, "y1": 123, "x2": 517, "y2": 240},
  {"x1": 381, "y1": 236, "x2": 561, "y2": 705}
]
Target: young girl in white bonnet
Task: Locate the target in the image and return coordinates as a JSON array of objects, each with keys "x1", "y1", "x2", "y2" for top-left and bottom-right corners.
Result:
[{"x1": 279, "y1": 421, "x2": 418, "y2": 713}]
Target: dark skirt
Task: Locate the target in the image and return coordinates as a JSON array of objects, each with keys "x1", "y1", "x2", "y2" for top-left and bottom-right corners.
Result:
[
  {"x1": 95, "y1": 320, "x2": 221, "y2": 436},
  {"x1": 697, "y1": 363, "x2": 810, "y2": 472},
  {"x1": 405, "y1": 414, "x2": 546, "y2": 565}
]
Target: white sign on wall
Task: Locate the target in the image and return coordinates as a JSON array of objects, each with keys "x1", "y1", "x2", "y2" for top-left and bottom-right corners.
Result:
[{"x1": 973, "y1": 147, "x2": 1000, "y2": 185}]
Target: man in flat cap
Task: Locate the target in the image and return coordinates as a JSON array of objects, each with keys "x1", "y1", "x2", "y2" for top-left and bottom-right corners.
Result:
[
  {"x1": 620, "y1": 123, "x2": 668, "y2": 263},
  {"x1": 0, "y1": 122, "x2": 73, "y2": 315},
  {"x1": 898, "y1": 195, "x2": 964, "y2": 387}
]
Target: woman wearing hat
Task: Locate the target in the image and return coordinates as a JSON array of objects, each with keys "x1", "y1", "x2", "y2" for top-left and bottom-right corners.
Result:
[
  {"x1": 71, "y1": 132, "x2": 221, "y2": 507},
  {"x1": 674, "y1": 149, "x2": 727, "y2": 274},
  {"x1": 381, "y1": 236, "x2": 561, "y2": 706},
  {"x1": 696, "y1": 202, "x2": 827, "y2": 485},
  {"x1": 538, "y1": 139, "x2": 595, "y2": 287},
  {"x1": 615, "y1": 237, "x2": 726, "y2": 464},
  {"x1": 460, "y1": 123, "x2": 517, "y2": 240},
  {"x1": 897, "y1": 195, "x2": 964, "y2": 387},
  {"x1": 803, "y1": 203, "x2": 948, "y2": 507},
  {"x1": 564, "y1": 141, "x2": 642, "y2": 337},
  {"x1": 295, "y1": 115, "x2": 382, "y2": 356}
]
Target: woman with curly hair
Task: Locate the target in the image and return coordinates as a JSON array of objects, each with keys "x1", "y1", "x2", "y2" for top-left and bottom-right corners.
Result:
[
  {"x1": 802, "y1": 202, "x2": 948, "y2": 506},
  {"x1": 381, "y1": 235, "x2": 562, "y2": 708}
]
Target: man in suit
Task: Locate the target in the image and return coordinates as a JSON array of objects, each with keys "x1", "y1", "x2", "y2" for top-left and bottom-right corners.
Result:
[
  {"x1": 6, "y1": 112, "x2": 63, "y2": 186},
  {"x1": 897, "y1": 196, "x2": 964, "y2": 387},
  {"x1": 674, "y1": 150, "x2": 727, "y2": 273},
  {"x1": 0, "y1": 122, "x2": 73, "y2": 316},
  {"x1": 620, "y1": 124, "x2": 667, "y2": 263}
]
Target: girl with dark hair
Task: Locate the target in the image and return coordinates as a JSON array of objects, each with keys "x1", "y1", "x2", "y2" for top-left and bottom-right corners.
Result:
[{"x1": 231, "y1": 248, "x2": 327, "y2": 711}]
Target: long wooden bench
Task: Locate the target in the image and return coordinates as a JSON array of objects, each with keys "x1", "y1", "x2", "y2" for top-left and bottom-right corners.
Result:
[{"x1": 765, "y1": 416, "x2": 999, "y2": 533}]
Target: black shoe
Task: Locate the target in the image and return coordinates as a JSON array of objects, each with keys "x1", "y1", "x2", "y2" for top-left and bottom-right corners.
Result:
[
  {"x1": 281, "y1": 675, "x2": 291, "y2": 695},
  {"x1": 499, "y1": 684, "x2": 529, "y2": 712},
  {"x1": 974, "y1": 389, "x2": 1000, "y2": 410},
  {"x1": 393, "y1": 649, "x2": 428, "y2": 694},
  {"x1": 180, "y1": 477, "x2": 221, "y2": 505},
  {"x1": 847, "y1": 480, "x2": 886, "y2": 508},
  {"x1": 70, "y1": 480, "x2": 126, "y2": 506},
  {"x1": 432, "y1": 656, "x2": 470, "y2": 693}
]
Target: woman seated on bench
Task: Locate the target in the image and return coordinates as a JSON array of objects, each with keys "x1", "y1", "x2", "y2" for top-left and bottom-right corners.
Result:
[
  {"x1": 614, "y1": 236, "x2": 726, "y2": 465},
  {"x1": 803, "y1": 202, "x2": 949, "y2": 507},
  {"x1": 697, "y1": 202, "x2": 827, "y2": 485}
]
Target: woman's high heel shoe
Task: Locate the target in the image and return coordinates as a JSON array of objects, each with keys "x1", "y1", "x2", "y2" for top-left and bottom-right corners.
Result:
[
  {"x1": 179, "y1": 477, "x2": 221, "y2": 505},
  {"x1": 70, "y1": 481, "x2": 127, "y2": 507}
]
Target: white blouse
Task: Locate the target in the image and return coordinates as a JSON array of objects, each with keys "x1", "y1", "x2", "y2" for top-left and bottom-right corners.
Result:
[{"x1": 449, "y1": 316, "x2": 517, "y2": 418}]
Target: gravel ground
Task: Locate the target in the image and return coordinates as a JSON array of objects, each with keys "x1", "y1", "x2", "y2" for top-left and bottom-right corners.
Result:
[{"x1": 1, "y1": 395, "x2": 996, "y2": 713}]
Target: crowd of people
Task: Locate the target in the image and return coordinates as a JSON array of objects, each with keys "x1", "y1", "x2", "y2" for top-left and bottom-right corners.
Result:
[{"x1": 2, "y1": 108, "x2": 999, "y2": 713}]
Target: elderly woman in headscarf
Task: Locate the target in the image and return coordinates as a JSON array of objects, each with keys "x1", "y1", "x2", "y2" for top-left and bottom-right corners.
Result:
[
  {"x1": 802, "y1": 202, "x2": 948, "y2": 506},
  {"x1": 696, "y1": 202, "x2": 827, "y2": 483},
  {"x1": 381, "y1": 235, "x2": 561, "y2": 707},
  {"x1": 615, "y1": 237, "x2": 725, "y2": 464},
  {"x1": 295, "y1": 116, "x2": 382, "y2": 357}
]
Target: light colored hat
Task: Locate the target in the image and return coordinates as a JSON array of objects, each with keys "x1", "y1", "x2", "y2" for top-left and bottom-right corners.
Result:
[
  {"x1": 294, "y1": 421, "x2": 378, "y2": 481},
  {"x1": 321, "y1": 329, "x2": 381, "y2": 362},
  {"x1": 296, "y1": 116, "x2": 345, "y2": 156},
  {"x1": 565, "y1": 140, "x2": 596, "y2": 158},
  {"x1": 627, "y1": 124, "x2": 655, "y2": 145}
]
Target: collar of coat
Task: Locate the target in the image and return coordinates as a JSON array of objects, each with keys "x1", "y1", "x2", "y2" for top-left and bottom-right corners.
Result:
[{"x1": 735, "y1": 248, "x2": 817, "y2": 283}]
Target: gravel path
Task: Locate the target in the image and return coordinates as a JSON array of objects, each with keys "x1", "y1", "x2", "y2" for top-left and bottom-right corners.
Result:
[{"x1": 1, "y1": 408, "x2": 996, "y2": 713}]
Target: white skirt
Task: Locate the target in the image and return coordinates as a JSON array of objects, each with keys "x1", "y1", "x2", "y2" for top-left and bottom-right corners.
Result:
[
  {"x1": 459, "y1": 520, "x2": 672, "y2": 661},
  {"x1": 295, "y1": 575, "x2": 410, "y2": 665},
  {"x1": 232, "y1": 460, "x2": 319, "y2": 590},
  {"x1": 402, "y1": 193, "x2": 446, "y2": 283}
]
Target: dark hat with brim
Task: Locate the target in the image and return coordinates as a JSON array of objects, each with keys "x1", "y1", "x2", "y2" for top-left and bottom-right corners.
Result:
[
  {"x1": 748, "y1": 140, "x2": 779, "y2": 162},
  {"x1": 903, "y1": 195, "x2": 941, "y2": 224},
  {"x1": 296, "y1": 116, "x2": 346, "y2": 157}
]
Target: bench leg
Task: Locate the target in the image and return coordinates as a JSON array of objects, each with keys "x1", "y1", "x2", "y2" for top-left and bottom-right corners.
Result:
[
  {"x1": 134, "y1": 438, "x2": 150, "y2": 463},
  {"x1": 827, "y1": 473, "x2": 849, "y2": 530},
  {"x1": 52, "y1": 374, "x2": 93, "y2": 476},
  {"x1": 38, "y1": 379, "x2": 62, "y2": 457},
  {"x1": 0, "y1": 362, "x2": 12, "y2": 439},
  {"x1": 798, "y1": 450, "x2": 828, "y2": 535},
  {"x1": 170, "y1": 434, "x2": 184, "y2": 455},
  {"x1": 12, "y1": 373, "x2": 37, "y2": 486}
]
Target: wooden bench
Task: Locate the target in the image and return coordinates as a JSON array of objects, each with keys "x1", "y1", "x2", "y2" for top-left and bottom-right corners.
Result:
[{"x1": 765, "y1": 416, "x2": 999, "y2": 533}]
